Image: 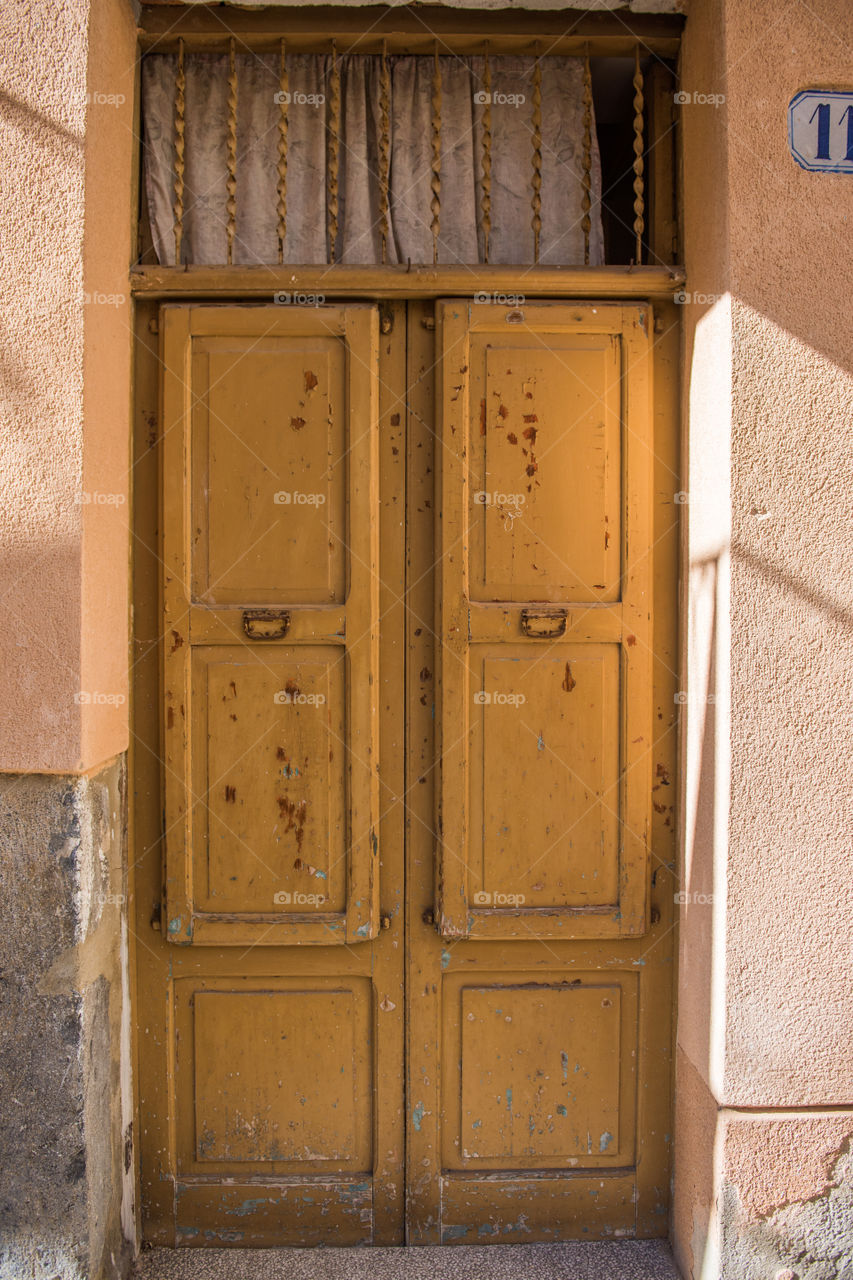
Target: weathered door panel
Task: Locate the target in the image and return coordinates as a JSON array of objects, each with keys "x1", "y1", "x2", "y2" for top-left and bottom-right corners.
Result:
[
  {"x1": 192, "y1": 646, "x2": 347, "y2": 919},
  {"x1": 442, "y1": 974, "x2": 637, "y2": 1170},
  {"x1": 175, "y1": 978, "x2": 373, "y2": 1174},
  {"x1": 135, "y1": 299, "x2": 406, "y2": 1247},
  {"x1": 167, "y1": 965, "x2": 380, "y2": 1246},
  {"x1": 189, "y1": 338, "x2": 348, "y2": 606},
  {"x1": 161, "y1": 305, "x2": 379, "y2": 946},
  {"x1": 468, "y1": 337, "x2": 623, "y2": 604},
  {"x1": 435, "y1": 301, "x2": 654, "y2": 942},
  {"x1": 405, "y1": 298, "x2": 676, "y2": 1245},
  {"x1": 470, "y1": 646, "x2": 622, "y2": 912}
]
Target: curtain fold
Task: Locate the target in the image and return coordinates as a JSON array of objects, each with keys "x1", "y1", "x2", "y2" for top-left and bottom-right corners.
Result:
[{"x1": 142, "y1": 52, "x2": 604, "y2": 267}]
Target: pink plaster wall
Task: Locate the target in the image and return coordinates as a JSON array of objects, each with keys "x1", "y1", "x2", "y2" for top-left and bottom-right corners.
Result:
[
  {"x1": 80, "y1": 0, "x2": 137, "y2": 770},
  {"x1": 676, "y1": 0, "x2": 853, "y2": 1270},
  {"x1": 678, "y1": 0, "x2": 853, "y2": 1111},
  {"x1": 722, "y1": 0, "x2": 853, "y2": 1108},
  {"x1": 0, "y1": 0, "x2": 135, "y2": 773}
]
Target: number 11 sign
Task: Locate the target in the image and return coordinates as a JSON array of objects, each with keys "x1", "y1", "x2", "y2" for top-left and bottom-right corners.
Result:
[{"x1": 789, "y1": 90, "x2": 853, "y2": 173}]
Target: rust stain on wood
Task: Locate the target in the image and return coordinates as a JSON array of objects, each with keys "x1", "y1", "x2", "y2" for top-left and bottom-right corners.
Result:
[{"x1": 277, "y1": 796, "x2": 307, "y2": 854}]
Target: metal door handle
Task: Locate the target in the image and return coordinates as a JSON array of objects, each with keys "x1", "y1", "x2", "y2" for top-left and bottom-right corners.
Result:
[
  {"x1": 521, "y1": 608, "x2": 567, "y2": 639},
  {"x1": 242, "y1": 609, "x2": 290, "y2": 640}
]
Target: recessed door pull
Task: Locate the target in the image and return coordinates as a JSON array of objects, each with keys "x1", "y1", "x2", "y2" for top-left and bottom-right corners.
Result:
[
  {"x1": 521, "y1": 608, "x2": 568, "y2": 639},
  {"x1": 242, "y1": 609, "x2": 290, "y2": 640}
]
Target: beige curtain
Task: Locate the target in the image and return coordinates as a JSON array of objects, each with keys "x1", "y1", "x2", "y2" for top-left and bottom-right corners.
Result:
[{"x1": 142, "y1": 52, "x2": 604, "y2": 266}]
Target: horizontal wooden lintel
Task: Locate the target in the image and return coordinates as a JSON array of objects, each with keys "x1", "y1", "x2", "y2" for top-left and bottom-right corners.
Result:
[{"x1": 131, "y1": 264, "x2": 686, "y2": 300}]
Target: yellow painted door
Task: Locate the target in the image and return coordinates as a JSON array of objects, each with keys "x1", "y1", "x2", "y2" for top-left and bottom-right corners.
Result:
[
  {"x1": 132, "y1": 297, "x2": 677, "y2": 1247},
  {"x1": 136, "y1": 301, "x2": 406, "y2": 1245},
  {"x1": 404, "y1": 299, "x2": 677, "y2": 1242}
]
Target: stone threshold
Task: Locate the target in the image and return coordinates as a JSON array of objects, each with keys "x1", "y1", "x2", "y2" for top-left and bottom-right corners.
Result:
[{"x1": 133, "y1": 1241, "x2": 682, "y2": 1280}]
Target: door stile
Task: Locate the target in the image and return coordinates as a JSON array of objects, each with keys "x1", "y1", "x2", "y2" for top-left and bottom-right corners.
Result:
[
  {"x1": 404, "y1": 300, "x2": 443, "y2": 1243},
  {"x1": 633, "y1": 297, "x2": 679, "y2": 1234},
  {"x1": 342, "y1": 308, "x2": 382, "y2": 945},
  {"x1": 371, "y1": 299, "x2": 408, "y2": 1243}
]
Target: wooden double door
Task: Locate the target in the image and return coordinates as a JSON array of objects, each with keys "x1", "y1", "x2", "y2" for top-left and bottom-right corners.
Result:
[{"x1": 132, "y1": 296, "x2": 677, "y2": 1246}]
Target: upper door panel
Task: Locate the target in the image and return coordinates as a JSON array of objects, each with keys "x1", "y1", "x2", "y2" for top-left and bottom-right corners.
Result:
[
  {"x1": 190, "y1": 335, "x2": 348, "y2": 606},
  {"x1": 436, "y1": 300, "x2": 654, "y2": 941},
  {"x1": 469, "y1": 330, "x2": 622, "y2": 603},
  {"x1": 161, "y1": 305, "x2": 380, "y2": 946}
]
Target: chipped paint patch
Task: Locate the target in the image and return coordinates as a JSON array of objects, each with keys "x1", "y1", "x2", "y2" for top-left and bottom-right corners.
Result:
[
  {"x1": 442, "y1": 1224, "x2": 469, "y2": 1240},
  {"x1": 230, "y1": 1198, "x2": 268, "y2": 1217}
]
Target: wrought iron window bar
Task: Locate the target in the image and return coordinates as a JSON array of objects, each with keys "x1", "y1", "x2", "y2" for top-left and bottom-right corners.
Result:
[{"x1": 135, "y1": 10, "x2": 682, "y2": 283}]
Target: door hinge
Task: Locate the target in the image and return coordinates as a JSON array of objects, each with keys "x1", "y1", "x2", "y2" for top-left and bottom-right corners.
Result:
[{"x1": 379, "y1": 303, "x2": 394, "y2": 335}]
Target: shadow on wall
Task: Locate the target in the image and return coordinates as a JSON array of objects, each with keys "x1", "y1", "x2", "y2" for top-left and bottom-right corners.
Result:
[
  {"x1": 682, "y1": 529, "x2": 853, "y2": 1279},
  {"x1": 0, "y1": 86, "x2": 86, "y2": 147},
  {"x1": 683, "y1": 527, "x2": 853, "y2": 1053}
]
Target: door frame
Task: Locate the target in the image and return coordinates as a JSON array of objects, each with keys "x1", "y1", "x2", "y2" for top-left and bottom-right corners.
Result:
[{"x1": 129, "y1": 279, "x2": 681, "y2": 1245}]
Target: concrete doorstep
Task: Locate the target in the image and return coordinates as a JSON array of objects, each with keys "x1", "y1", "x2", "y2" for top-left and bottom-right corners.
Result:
[{"x1": 133, "y1": 1241, "x2": 682, "y2": 1280}]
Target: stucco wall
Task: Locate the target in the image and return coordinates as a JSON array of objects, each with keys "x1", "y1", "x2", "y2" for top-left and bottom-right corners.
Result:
[
  {"x1": 0, "y1": 0, "x2": 88, "y2": 771},
  {"x1": 675, "y1": 0, "x2": 853, "y2": 1275},
  {"x1": 723, "y1": 0, "x2": 853, "y2": 1110},
  {"x1": 0, "y1": 0, "x2": 134, "y2": 774},
  {"x1": 80, "y1": 0, "x2": 137, "y2": 771}
]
